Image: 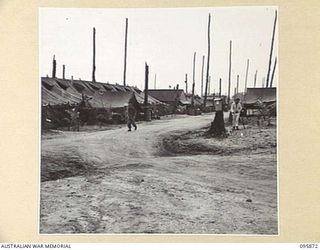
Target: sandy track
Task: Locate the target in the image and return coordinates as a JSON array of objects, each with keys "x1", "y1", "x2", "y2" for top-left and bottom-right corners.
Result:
[{"x1": 40, "y1": 113, "x2": 277, "y2": 234}]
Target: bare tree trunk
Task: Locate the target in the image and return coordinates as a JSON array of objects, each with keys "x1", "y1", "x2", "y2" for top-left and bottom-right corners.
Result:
[
  {"x1": 185, "y1": 74, "x2": 188, "y2": 94},
  {"x1": 123, "y1": 18, "x2": 128, "y2": 86},
  {"x1": 144, "y1": 63, "x2": 149, "y2": 106},
  {"x1": 236, "y1": 74, "x2": 239, "y2": 95},
  {"x1": 204, "y1": 13, "x2": 211, "y2": 108},
  {"x1": 270, "y1": 57, "x2": 277, "y2": 88},
  {"x1": 191, "y1": 52, "x2": 196, "y2": 107},
  {"x1": 244, "y1": 59, "x2": 249, "y2": 93},
  {"x1": 227, "y1": 40, "x2": 232, "y2": 104},
  {"x1": 254, "y1": 70, "x2": 258, "y2": 88},
  {"x1": 266, "y1": 10, "x2": 277, "y2": 88},
  {"x1": 62, "y1": 64, "x2": 65, "y2": 79},
  {"x1": 92, "y1": 27, "x2": 96, "y2": 82},
  {"x1": 201, "y1": 55, "x2": 205, "y2": 97},
  {"x1": 52, "y1": 55, "x2": 56, "y2": 78}
]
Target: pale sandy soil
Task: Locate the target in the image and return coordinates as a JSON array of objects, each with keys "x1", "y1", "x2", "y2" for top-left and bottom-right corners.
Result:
[{"x1": 40, "y1": 113, "x2": 278, "y2": 234}]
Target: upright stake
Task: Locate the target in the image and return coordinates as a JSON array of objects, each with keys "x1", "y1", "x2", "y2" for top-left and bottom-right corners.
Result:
[
  {"x1": 201, "y1": 55, "x2": 205, "y2": 97},
  {"x1": 227, "y1": 40, "x2": 232, "y2": 104},
  {"x1": 52, "y1": 55, "x2": 56, "y2": 78},
  {"x1": 92, "y1": 27, "x2": 96, "y2": 82},
  {"x1": 208, "y1": 75, "x2": 211, "y2": 96},
  {"x1": 185, "y1": 74, "x2": 188, "y2": 94},
  {"x1": 270, "y1": 57, "x2": 277, "y2": 88},
  {"x1": 62, "y1": 64, "x2": 65, "y2": 79},
  {"x1": 236, "y1": 74, "x2": 239, "y2": 95},
  {"x1": 234, "y1": 87, "x2": 237, "y2": 98},
  {"x1": 244, "y1": 59, "x2": 249, "y2": 93},
  {"x1": 254, "y1": 70, "x2": 258, "y2": 88},
  {"x1": 191, "y1": 52, "x2": 196, "y2": 107},
  {"x1": 219, "y1": 78, "x2": 222, "y2": 97},
  {"x1": 204, "y1": 13, "x2": 211, "y2": 108},
  {"x1": 266, "y1": 10, "x2": 277, "y2": 88},
  {"x1": 154, "y1": 74, "x2": 157, "y2": 89},
  {"x1": 123, "y1": 18, "x2": 128, "y2": 86},
  {"x1": 144, "y1": 63, "x2": 149, "y2": 106}
]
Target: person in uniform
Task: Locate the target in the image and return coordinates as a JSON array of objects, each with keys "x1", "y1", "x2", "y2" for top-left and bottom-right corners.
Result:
[
  {"x1": 230, "y1": 97, "x2": 242, "y2": 130},
  {"x1": 127, "y1": 102, "x2": 137, "y2": 132}
]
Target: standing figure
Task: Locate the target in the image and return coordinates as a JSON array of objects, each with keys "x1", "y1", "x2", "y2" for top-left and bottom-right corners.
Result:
[
  {"x1": 127, "y1": 102, "x2": 137, "y2": 132},
  {"x1": 230, "y1": 97, "x2": 242, "y2": 130}
]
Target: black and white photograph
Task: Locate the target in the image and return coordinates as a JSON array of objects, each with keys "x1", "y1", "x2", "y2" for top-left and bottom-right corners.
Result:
[{"x1": 39, "y1": 7, "x2": 278, "y2": 234}]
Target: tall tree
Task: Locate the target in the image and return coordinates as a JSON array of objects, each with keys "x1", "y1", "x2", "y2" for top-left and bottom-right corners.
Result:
[
  {"x1": 201, "y1": 55, "x2": 205, "y2": 97},
  {"x1": 204, "y1": 13, "x2": 211, "y2": 108},
  {"x1": 254, "y1": 70, "x2": 258, "y2": 88},
  {"x1": 266, "y1": 10, "x2": 277, "y2": 88},
  {"x1": 144, "y1": 63, "x2": 149, "y2": 106},
  {"x1": 236, "y1": 74, "x2": 239, "y2": 95},
  {"x1": 227, "y1": 40, "x2": 232, "y2": 104},
  {"x1": 62, "y1": 64, "x2": 65, "y2": 79},
  {"x1": 191, "y1": 52, "x2": 196, "y2": 107},
  {"x1": 92, "y1": 27, "x2": 96, "y2": 82},
  {"x1": 52, "y1": 55, "x2": 56, "y2": 78},
  {"x1": 185, "y1": 74, "x2": 188, "y2": 94},
  {"x1": 244, "y1": 59, "x2": 250, "y2": 93},
  {"x1": 123, "y1": 18, "x2": 128, "y2": 86},
  {"x1": 270, "y1": 57, "x2": 277, "y2": 88}
]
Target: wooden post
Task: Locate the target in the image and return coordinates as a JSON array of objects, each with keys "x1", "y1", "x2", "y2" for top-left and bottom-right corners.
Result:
[
  {"x1": 254, "y1": 70, "x2": 258, "y2": 88},
  {"x1": 92, "y1": 27, "x2": 96, "y2": 82},
  {"x1": 154, "y1": 74, "x2": 157, "y2": 89},
  {"x1": 144, "y1": 63, "x2": 149, "y2": 106},
  {"x1": 208, "y1": 75, "x2": 211, "y2": 96},
  {"x1": 244, "y1": 59, "x2": 250, "y2": 93},
  {"x1": 227, "y1": 40, "x2": 232, "y2": 104},
  {"x1": 236, "y1": 74, "x2": 239, "y2": 95},
  {"x1": 270, "y1": 57, "x2": 277, "y2": 88},
  {"x1": 123, "y1": 18, "x2": 128, "y2": 86},
  {"x1": 185, "y1": 74, "x2": 188, "y2": 94},
  {"x1": 201, "y1": 55, "x2": 205, "y2": 97},
  {"x1": 266, "y1": 10, "x2": 277, "y2": 88},
  {"x1": 62, "y1": 64, "x2": 65, "y2": 79},
  {"x1": 234, "y1": 87, "x2": 237, "y2": 98},
  {"x1": 219, "y1": 78, "x2": 222, "y2": 97},
  {"x1": 204, "y1": 13, "x2": 211, "y2": 108},
  {"x1": 52, "y1": 55, "x2": 56, "y2": 78},
  {"x1": 191, "y1": 52, "x2": 196, "y2": 107}
]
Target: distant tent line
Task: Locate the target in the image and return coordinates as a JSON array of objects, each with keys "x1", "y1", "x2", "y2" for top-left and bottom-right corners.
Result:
[{"x1": 41, "y1": 77, "x2": 163, "y2": 108}]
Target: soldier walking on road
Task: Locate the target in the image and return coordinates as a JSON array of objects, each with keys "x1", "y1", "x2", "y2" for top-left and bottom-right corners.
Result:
[{"x1": 127, "y1": 102, "x2": 137, "y2": 132}]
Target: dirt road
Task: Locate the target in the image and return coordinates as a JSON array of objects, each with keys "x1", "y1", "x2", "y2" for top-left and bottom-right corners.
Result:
[{"x1": 40, "y1": 113, "x2": 278, "y2": 234}]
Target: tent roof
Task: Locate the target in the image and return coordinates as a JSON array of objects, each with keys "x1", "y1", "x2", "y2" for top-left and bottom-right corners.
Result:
[
  {"x1": 244, "y1": 87, "x2": 276, "y2": 104},
  {"x1": 41, "y1": 77, "x2": 165, "y2": 107},
  {"x1": 88, "y1": 91, "x2": 138, "y2": 108},
  {"x1": 148, "y1": 89, "x2": 185, "y2": 103}
]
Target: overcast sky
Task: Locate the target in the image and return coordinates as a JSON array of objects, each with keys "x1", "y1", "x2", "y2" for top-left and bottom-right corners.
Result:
[{"x1": 40, "y1": 7, "x2": 278, "y2": 95}]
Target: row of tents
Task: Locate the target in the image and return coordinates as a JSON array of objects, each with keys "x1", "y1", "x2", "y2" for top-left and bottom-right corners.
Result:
[{"x1": 41, "y1": 76, "x2": 276, "y2": 129}]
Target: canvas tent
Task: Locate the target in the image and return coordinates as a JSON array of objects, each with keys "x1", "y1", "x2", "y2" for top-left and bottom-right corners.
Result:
[
  {"x1": 244, "y1": 88, "x2": 276, "y2": 106},
  {"x1": 243, "y1": 87, "x2": 277, "y2": 116},
  {"x1": 148, "y1": 89, "x2": 189, "y2": 106}
]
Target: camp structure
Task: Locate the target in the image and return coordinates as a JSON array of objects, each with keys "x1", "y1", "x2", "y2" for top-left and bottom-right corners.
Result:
[
  {"x1": 185, "y1": 93, "x2": 203, "y2": 108},
  {"x1": 243, "y1": 87, "x2": 277, "y2": 116},
  {"x1": 41, "y1": 76, "x2": 166, "y2": 129},
  {"x1": 147, "y1": 89, "x2": 190, "y2": 114}
]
